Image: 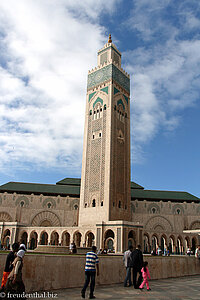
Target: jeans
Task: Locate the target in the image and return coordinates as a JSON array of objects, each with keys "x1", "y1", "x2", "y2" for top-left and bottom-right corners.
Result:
[
  {"x1": 124, "y1": 267, "x2": 132, "y2": 286},
  {"x1": 82, "y1": 271, "x2": 96, "y2": 296}
]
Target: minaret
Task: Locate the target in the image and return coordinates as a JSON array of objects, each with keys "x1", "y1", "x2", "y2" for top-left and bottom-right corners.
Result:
[{"x1": 79, "y1": 35, "x2": 131, "y2": 226}]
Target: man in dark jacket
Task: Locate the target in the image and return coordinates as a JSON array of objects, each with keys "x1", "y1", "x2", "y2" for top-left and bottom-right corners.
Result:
[{"x1": 130, "y1": 244, "x2": 143, "y2": 289}]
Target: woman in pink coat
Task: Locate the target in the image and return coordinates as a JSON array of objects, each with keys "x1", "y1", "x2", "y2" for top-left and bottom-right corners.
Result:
[{"x1": 139, "y1": 261, "x2": 151, "y2": 291}]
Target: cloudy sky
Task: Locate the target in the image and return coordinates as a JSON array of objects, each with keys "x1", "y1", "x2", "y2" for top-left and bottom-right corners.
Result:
[{"x1": 0, "y1": 0, "x2": 199, "y2": 197}]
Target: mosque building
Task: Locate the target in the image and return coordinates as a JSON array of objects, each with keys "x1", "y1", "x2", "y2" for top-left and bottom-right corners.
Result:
[{"x1": 0, "y1": 35, "x2": 199, "y2": 254}]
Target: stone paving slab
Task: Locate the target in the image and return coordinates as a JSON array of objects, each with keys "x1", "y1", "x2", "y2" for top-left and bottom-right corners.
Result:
[{"x1": 41, "y1": 275, "x2": 200, "y2": 300}]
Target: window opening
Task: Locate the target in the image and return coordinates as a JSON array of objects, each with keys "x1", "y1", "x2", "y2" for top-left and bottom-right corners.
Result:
[{"x1": 47, "y1": 203, "x2": 52, "y2": 209}]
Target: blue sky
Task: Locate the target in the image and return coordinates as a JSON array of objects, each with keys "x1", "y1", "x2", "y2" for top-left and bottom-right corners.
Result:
[{"x1": 0, "y1": 0, "x2": 199, "y2": 197}]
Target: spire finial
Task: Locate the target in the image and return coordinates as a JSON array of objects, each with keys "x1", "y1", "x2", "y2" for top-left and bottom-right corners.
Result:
[{"x1": 108, "y1": 34, "x2": 112, "y2": 43}]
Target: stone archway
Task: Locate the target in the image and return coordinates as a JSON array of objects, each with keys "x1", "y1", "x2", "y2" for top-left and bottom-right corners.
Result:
[
  {"x1": 104, "y1": 229, "x2": 115, "y2": 251},
  {"x1": 20, "y1": 232, "x2": 28, "y2": 248},
  {"x1": 0, "y1": 212, "x2": 12, "y2": 222},
  {"x1": 50, "y1": 231, "x2": 59, "y2": 245},
  {"x1": 85, "y1": 231, "x2": 95, "y2": 247},
  {"x1": 143, "y1": 233, "x2": 150, "y2": 253},
  {"x1": 73, "y1": 231, "x2": 82, "y2": 247},
  {"x1": 145, "y1": 216, "x2": 173, "y2": 233},
  {"x1": 151, "y1": 234, "x2": 159, "y2": 252},
  {"x1": 128, "y1": 230, "x2": 136, "y2": 249},
  {"x1": 29, "y1": 231, "x2": 38, "y2": 250},
  {"x1": 40, "y1": 231, "x2": 48, "y2": 245},
  {"x1": 177, "y1": 236, "x2": 183, "y2": 254},
  {"x1": 161, "y1": 234, "x2": 167, "y2": 253},
  {"x1": 169, "y1": 235, "x2": 175, "y2": 254},
  {"x1": 31, "y1": 211, "x2": 61, "y2": 227},
  {"x1": 61, "y1": 231, "x2": 70, "y2": 246},
  {"x1": 192, "y1": 237, "x2": 197, "y2": 254},
  {"x1": 2, "y1": 229, "x2": 10, "y2": 249}
]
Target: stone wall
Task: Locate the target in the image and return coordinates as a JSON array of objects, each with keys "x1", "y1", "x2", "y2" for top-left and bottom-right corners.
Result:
[{"x1": 0, "y1": 253, "x2": 200, "y2": 292}]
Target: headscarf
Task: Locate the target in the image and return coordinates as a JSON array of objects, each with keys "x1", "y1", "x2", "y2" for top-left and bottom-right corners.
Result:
[
  {"x1": 17, "y1": 249, "x2": 25, "y2": 259},
  {"x1": 19, "y1": 244, "x2": 26, "y2": 251}
]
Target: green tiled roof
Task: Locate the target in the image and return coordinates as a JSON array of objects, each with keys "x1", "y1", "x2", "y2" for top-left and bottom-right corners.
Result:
[
  {"x1": 131, "y1": 182, "x2": 144, "y2": 189},
  {"x1": 56, "y1": 178, "x2": 81, "y2": 186},
  {"x1": 131, "y1": 189, "x2": 199, "y2": 203},
  {"x1": 56, "y1": 178, "x2": 144, "y2": 189},
  {"x1": 0, "y1": 182, "x2": 80, "y2": 197},
  {"x1": 0, "y1": 178, "x2": 199, "y2": 203}
]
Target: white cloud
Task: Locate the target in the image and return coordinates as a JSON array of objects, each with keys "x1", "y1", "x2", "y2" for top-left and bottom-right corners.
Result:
[
  {"x1": 124, "y1": 0, "x2": 200, "y2": 163},
  {"x1": 0, "y1": 0, "x2": 121, "y2": 176}
]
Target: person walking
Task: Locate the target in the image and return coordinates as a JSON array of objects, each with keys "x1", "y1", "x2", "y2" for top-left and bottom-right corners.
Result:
[
  {"x1": 123, "y1": 245, "x2": 133, "y2": 287},
  {"x1": 139, "y1": 261, "x2": 151, "y2": 291},
  {"x1": 5, "y1": 245, "x2": 26, "y2": 297},
  {"x1": 81, "y1": 246, "x2": 99, "y2": 299},
  {"x1": 130, "y1": 244, "x2": 143, "y2": 289},
  {"x1": 0, "y1": 242, "x2": 19, "y2": 292}
]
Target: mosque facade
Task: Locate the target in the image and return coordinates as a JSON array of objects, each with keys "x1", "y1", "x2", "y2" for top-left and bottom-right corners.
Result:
[{"x1": 0, "y1": 36, "x2": 199, "y2": 254}]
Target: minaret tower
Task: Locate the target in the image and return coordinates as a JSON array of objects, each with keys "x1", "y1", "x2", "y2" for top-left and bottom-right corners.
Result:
[{"x1": 79, "y1": 35, "x2": 131, "y2": 227}]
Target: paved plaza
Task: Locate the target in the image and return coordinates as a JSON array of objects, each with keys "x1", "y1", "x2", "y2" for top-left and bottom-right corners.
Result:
[{"x1": 45, "y1": 275, "x2": 200, "y2": 300}]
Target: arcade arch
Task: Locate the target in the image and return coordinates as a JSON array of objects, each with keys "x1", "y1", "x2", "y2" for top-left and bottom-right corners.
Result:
[
  {"x1": 20, "y1": 231, "x2": 28, "y2": 248},
  {"x1": 128, "y1": 230, "x2": 136, "y2": 249},
  {"x1": 40, "y1": 231, "x2": 48, "y2": 245},
  {"x1": 73, "y1": 231, "x2": 82, "y2": 247},
  {"x1": 85, "y1": 231, "x2": 95, "y2": 247},
  {"x1": 61, "y1": 231, "x2": 70, "y2": 246},
  {"x1": 29, "y1": 231, "x2": 38, "y2": 250},
  {"x1": 50, "y1": 231, "x2": 59, "y2": 245},
  {"x1": 104, "y1": 229, "x2": 115, "y2": 251}
]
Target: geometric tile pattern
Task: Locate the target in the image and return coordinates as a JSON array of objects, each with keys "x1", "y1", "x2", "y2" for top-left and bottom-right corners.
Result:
[{"x1": 88, "y1": 64, "x2": 130, "y2": 93}]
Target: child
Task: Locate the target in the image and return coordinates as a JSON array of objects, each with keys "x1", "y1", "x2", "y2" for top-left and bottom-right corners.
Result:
[{"x1": 139, "y1": 261, "x2": 151, "y2": 291}]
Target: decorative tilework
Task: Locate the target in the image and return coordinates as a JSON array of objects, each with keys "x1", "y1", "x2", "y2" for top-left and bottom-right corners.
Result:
[
  {"x1": 88, "y1": 92, "x2": 96, "y2": 102},
  {"x1": 123, "y1": 94, "x2": 129, "y2": 104},
  {"x1": 117, "y1": 99, "x2": 125, "y2": 111},
  {"x1": 114, "y1": 87, "x2": 120, "y2": 95},
  {"x1": 93, "y1": 97, "x2": 103, "y2": 108},
  {"x1": 87, "y1": 64, "x2": 130, "y2": 93},
  {"x1": 101, "y1": 86, "x2": 108, "y2": 94},
  {"x1": 113, "y1": 65, "x2": 130, "y2": 93}
]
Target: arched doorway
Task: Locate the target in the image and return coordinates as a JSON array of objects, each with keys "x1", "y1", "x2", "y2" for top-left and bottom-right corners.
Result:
[
  {"x1": 40, "y1": 231, "x2": 48, "y2": 245},
  {"x1": 128, "y1": 230, "x2": 136, "y2": 249},
  {"x1": 185, "y1": 236, "x2": 190, "y2": 254},
  {"x1": 30, "y1": 231, "x2": 38, "y2": 250},
  {"x1": 50, "y1": 231, "x2": 59, "y2": 245},
  {"x1": 2, "y1": 229, "x2": 10, "y2": 249},
  {"x1": 161, "y1": 235, "x2": 167, "y2": 253},
  {"x1": 20, "y1": 232, "x2": 28, "y2": 248},
  {"x1": 192, "y1": 237, "x2": 197, "y2": 255},
  {"x1": 107, "y1": 239, "x2": 114, "y2": 251},
  {"x1": 104, "y1": 229, "x2": 115, "y2": 251},
  {"x1": 169, "y1": 236, "x2": 175, "y2": 254},
  {"x1": 143, "y1": 234, "x2": 150, "y2": 253},
  {"x1": 151, "y1": 235, "x2": 158, "y2": 252},
  {"x1": 73, "y1": 231, "x2": 82, "y2": 247},
  {"x1": 177, "y1": 237, "x2": 183, "y2": 254},
  {"x1": 61, "y1": 231, "x2": 70, "y2": 246},
  {"x1": 85, "y1": 232, "x2": 95, "y2": 247}
]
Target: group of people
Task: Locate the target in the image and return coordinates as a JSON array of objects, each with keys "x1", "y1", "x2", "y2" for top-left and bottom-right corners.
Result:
[
  {"x1": 0, "y1": 242, "x2": 26, "y2": 298},
  {"x1": 80, "y1": 244, "x2": 151, "y2": 299},
  {"x1": 123, "y1": 244, "x2": 151, "y2": 291}
]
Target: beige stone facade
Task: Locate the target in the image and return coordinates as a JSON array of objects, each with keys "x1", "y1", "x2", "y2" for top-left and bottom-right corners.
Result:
[{"x1": 0, "y1": 36, "x2": 199, "y2": 253}]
